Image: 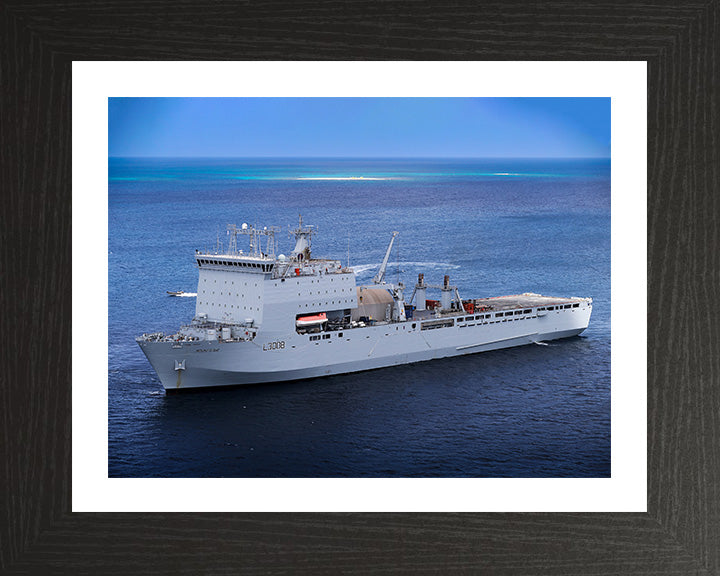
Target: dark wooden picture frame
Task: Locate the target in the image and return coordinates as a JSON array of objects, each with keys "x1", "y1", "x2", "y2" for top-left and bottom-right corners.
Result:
[{"x1": 2, "y1": 2, "x2": 718, "y2": 574}]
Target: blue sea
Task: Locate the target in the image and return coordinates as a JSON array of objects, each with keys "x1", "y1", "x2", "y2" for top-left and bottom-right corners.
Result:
[{"x1": 108, "y1": 158, "x2": 610, "y2": 478}]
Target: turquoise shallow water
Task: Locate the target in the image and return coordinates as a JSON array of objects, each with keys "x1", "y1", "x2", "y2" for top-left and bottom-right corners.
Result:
[{"x1": 108, "y1": 157, "x2": 610, "y2": 478}]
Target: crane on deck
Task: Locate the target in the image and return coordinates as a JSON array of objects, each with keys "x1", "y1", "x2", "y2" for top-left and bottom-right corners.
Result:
[{"x1": 373, "y1": 231, "x2": 399, "y2": 284}]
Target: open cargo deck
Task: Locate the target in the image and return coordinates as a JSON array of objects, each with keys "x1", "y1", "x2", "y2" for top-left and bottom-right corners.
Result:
[
  {"x1": 472, "y1": 293, "x2": 589, "y2": 311},
  {"x1": 411, "y1": 293, "x2": 591, "y2": 320}
]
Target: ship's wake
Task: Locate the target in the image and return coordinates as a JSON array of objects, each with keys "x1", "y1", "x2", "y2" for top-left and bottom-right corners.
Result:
[{"x1": 352, "y1": 261, "x2": 461, "y2": 275}]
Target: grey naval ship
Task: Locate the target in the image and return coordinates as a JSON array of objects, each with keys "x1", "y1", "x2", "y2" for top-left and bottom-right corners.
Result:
[{"x1": 137, "y1": 217, "x2": 592, "y2": 391}]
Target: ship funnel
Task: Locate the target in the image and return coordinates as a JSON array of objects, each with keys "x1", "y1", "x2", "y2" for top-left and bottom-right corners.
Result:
[
  {"x1": 290, "y1": 215, "x2": 316, "y2": 261},
  {"x1": 441, "y1": 275, "x2": 452, "y2": 310},
  {"x1": 415, "y1": 273, "x2": 427, "y2": 310},
  {"x1": 291, "y1": 236, "x2": 310, "y2": 259}
]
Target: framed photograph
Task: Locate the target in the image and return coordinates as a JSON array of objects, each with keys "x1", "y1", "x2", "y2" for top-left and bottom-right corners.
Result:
[
  {"x1": 3, "y1": 2, "x2": 717, "y2": 574},
  {"x1": 78, "y1": 64, "x2": 640, "y2": 514}
]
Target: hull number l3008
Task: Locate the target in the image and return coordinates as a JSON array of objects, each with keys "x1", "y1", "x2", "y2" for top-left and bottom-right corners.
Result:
[{"x1": 263, "y1": 341, "x2": 285, "y2": 351}]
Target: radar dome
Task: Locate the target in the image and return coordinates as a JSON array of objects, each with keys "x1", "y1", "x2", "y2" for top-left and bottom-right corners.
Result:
[
  {"x1": 241, "y1": 223, "x2": 248, "y2": 230},
  {"x1": 278, "y1": 254, "x2": 287, "y2": 261}
]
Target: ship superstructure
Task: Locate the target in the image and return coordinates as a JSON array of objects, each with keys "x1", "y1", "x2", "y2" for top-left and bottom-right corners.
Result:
[{"x1": 137, "y1": 217, "x2": 593, "y2": 391}]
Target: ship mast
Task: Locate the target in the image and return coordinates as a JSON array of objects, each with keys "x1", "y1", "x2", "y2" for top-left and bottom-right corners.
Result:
[{"x1": 227, "y1": 223, "x2": 279, "y2": 257}]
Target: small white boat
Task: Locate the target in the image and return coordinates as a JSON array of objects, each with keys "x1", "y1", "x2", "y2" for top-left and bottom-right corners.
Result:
[{"x1": 167, "y1": 290, "x2": 185, "y2": 297}]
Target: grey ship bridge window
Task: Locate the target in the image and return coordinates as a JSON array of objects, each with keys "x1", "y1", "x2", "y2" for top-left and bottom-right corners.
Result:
[{"x1": 197, "y1": 258, "x2": 273, "y2": 272}]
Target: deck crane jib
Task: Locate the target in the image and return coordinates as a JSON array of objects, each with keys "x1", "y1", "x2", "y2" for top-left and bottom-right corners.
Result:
[{"x1": 373, "y1": 231, "x2": 399, "y2": 285}]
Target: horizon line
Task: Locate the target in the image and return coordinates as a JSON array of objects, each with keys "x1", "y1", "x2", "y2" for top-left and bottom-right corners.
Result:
[{"x1": 109, "y1": 155, "x2": 611, "y2": 160}]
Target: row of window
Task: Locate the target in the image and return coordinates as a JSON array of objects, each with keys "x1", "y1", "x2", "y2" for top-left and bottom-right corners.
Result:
[
  {"x1": 537, "y1": 303, "x2": 580, "y2": 311},
  {"x1": 298, "y1": 288, "x2": 351, "y2": 296},
  {"x1": 421, "y1": 319, "x2": 455, "y2": 331},
  {"x1": 309, "y1": 333, "x2": 339, "y2": 341},
  {"x1": 297, "y1": 300, "x2": 352, "y2": 308},
  {"x1": 279, "y1": 275, "x2": 351, "y2": 286},
  {"x1": 462, "y1": 316, "x2": 531, "y2": 327},
  {"x1": 202, "y1": 290, "x2": 260, "y2": 299},
  {"x1": 493, "y1": 309, "x2": 533, "y2": 318},
  {"x1": 197, "y1": 259, "x2": 272, "y2": 272},
  {"x1": 459, "y1": 314, "x2": 493, "y2": 322},
  {"x1": 488, "y1": 303, "x2": 580, "y2": 318},
  {"x1": 202, "y1": 279, "x2": 259, "y2": 287},
  {"x1": 197, "y1": 302, "x2": 256, "y2": 310},
  {"x1": 306, "y1": 276, "x2": 349, "y2": 283}
]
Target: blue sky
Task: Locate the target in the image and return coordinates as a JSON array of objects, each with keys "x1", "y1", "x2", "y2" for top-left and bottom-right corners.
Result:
[{"x1": 108, "y1": 97, "x2": 610, "y2": 158}]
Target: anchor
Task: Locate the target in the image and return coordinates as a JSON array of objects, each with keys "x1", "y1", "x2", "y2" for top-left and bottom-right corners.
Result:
[{"x1": 174, "y1": 359, "x2": 186, "y2": 388}]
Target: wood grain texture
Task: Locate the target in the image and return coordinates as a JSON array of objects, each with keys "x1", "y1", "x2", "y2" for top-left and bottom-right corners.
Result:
[{"x1": 1, "y1": 1, "x2": 718, "y2": 574}]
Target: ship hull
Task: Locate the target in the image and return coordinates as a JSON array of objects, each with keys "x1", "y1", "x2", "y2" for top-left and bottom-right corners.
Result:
[{"x1": 137, "y1": 304, "x2": 591, "y2": 391}]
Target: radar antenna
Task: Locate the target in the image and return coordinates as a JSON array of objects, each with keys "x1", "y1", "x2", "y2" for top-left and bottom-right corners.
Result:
[
  {"x1": 227, "y1": 223, "x2": 279, "y2": 258},
  {"x1": 373, "y1": 231, "x2": 399, "y2": 284}
]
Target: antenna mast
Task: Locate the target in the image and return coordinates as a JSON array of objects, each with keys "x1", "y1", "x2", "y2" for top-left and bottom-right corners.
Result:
[{"x1": 227, "y1": 223, "x2": 279, "y2": 257}]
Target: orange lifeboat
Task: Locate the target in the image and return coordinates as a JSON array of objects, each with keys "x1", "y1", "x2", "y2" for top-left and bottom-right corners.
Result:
[{"x1": 296, "y1": 313, "x2": 327, "y2": 328}]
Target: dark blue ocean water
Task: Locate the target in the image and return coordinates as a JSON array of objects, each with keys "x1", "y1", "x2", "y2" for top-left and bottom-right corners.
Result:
[{"x1": 109, "y1": 158, "x2": 610, "y2": 478}]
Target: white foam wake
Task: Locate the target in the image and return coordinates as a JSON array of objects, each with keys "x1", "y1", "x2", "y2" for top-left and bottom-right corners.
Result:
[
  {"x1": 351, "y1": 261, "x2": 461, "y2": 275},
  {"x1": 404, "y1": 261, "x2": 461, "y2": 270},
  {"x1": 177, "y1": 292, "x2": 197, "y2": 297},
  {"x1": 351, "y1": 264, "x2": 379, "y2": 274}
]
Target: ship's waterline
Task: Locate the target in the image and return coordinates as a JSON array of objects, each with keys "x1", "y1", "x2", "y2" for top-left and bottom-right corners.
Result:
[{"x1": 137, "y1": 217, "x2": 592, "y2": 391}]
